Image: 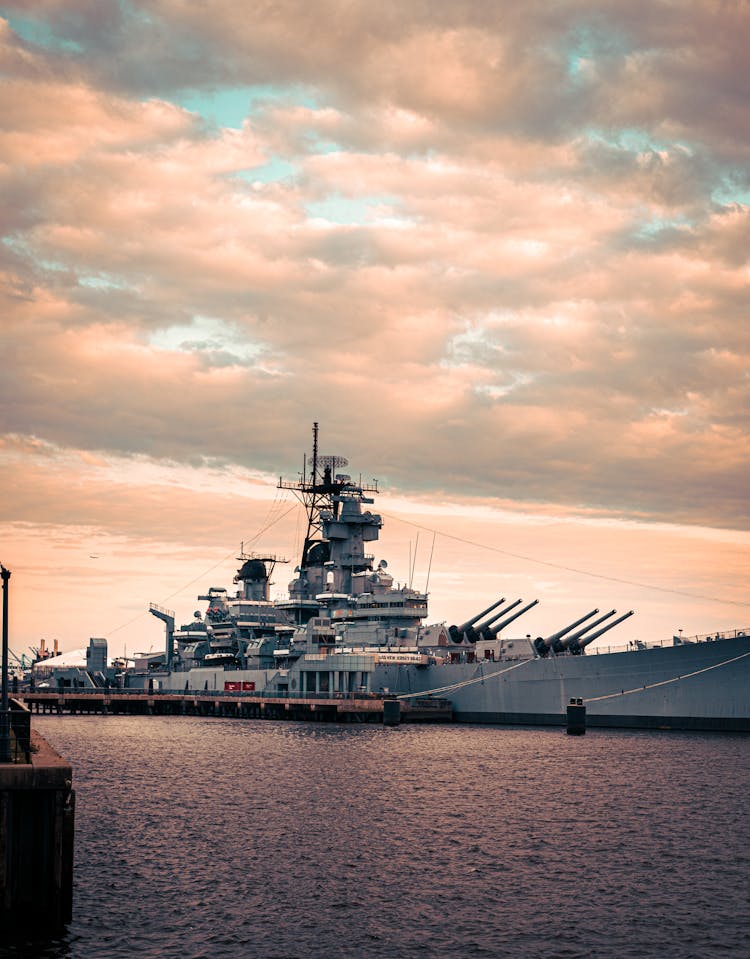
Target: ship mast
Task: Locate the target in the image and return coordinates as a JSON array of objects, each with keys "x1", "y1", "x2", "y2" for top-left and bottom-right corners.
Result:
[
  {"x1": 278, "y1": 422, "x2": 377, "y2": 572},
  {"x1": 303, "y1": 421, "x2": 324, "y2": 566}
]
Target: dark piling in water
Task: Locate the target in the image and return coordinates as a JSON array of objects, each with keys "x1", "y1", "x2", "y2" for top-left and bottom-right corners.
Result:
[
  {"x1": 566, "y1": 698, "x2": 586, "y2": 735},
  {"x1": 383, "y1": 698, "x2": 401, "y2": 726}
]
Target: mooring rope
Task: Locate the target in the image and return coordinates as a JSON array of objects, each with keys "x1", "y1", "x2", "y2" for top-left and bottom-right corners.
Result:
[
  {"x1": 395, "y1": 658, "x2": 533, "y2": 700},
  {"x1": 395, "y1": 647, "x2": 750, "y2": 704},
  {"x1": 583, "y1": 649, "x2": 750, "y2": 703}
]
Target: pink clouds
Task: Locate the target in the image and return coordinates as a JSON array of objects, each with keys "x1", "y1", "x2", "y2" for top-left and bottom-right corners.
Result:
[{"x1": 0, "y1": 4, "x2": 748, "y2": 652}]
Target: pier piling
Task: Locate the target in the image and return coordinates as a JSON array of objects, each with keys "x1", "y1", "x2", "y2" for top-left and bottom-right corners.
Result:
[
  {"x1": 383, "y1": 698, "x2": 401, "y2": 726},
  {"x1": 566, "y1": 698, "x2": 586, "y2": 735}
]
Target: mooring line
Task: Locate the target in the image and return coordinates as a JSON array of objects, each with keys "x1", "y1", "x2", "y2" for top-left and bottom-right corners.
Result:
[
  {"x1": 583, "y1": 649, "x2": 750, "y2": 703},
  {"x1": 395, "y1": 647, "x2": 750, "y2": 704},
  {"x1": 396, "y1": 658, "x2": 533, "y2": 700}
]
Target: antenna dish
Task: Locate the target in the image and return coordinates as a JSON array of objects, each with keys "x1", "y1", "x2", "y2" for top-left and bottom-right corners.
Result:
[{"x1": 315, "y1": 454, "x2": 349, "y2": 469}]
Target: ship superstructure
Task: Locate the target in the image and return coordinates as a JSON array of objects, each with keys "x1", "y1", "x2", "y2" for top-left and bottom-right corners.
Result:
[
  {"x1": 275, "y1": 422, "x2": 430, "y2": 647},
  {"x1": 127, "y1": 424, "x2": 749, "y2": 731}
]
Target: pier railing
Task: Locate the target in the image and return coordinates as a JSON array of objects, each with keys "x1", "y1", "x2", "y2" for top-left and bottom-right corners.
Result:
[
  {"x1": 8, "y1": 698, "x2": 31, "y2": 763},
  {"x1": 25, "y1": 688, "x2": 428, "y2": 702},
  {"x1": 20, "y1": 688, "x2": 452, "y2": 724}
]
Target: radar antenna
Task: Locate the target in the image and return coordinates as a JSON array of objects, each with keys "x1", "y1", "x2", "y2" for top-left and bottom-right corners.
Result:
[{"x1": 278, "y1": 422, "x2": 377, "y2": 570}]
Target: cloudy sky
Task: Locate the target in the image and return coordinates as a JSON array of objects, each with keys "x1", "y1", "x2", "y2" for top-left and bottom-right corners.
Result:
[{"x1": 1, "y1": 1, "x2": 749, "y2": 659}]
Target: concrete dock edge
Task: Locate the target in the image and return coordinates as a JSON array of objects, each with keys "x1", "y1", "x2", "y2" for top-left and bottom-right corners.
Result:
[{"x1": 0, "y1": 729, "x2": 75, "y2": 932}]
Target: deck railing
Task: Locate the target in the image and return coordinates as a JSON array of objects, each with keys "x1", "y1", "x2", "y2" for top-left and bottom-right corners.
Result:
[{"x1": 590, "y1": 626, "x2": 749, "y2": 656}]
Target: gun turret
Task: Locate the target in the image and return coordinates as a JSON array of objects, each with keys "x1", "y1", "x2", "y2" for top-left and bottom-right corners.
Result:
[
  {"x1": 534, "y1": 609, "x2": 599, "y2": 657},
  {"x1": 476, "y1": 600, "x2": 523, "y2": 640},
  {"x1": 570, "y1": 610, "x2": 635, "y2": 653},
  {"x1": 489, "y1": 599, "x2": 539, "y2": 635},
  {"x1": 458, "y1": 597, "x2": 507, "y2": 633},
  {"x1": 558, "y1": 610, "x2": 617, "y2": 650},
  {"x1": 449, "y1": 597, "x2": 507, "y2": 643}
]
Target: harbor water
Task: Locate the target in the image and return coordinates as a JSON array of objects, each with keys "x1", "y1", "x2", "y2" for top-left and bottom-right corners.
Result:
[{"x1": 3, "y1": 716, "x2": 748, "y2": 959}]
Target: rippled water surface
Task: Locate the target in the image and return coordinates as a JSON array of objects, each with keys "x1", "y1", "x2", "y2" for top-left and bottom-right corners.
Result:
[{"x1": 4, "y1": 717, "x2": 748, "y2": 959}]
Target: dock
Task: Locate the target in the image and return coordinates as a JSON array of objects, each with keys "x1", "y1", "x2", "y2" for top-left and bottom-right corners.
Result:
[
  {"x1": 0, "y1": 716, "x2": 75, "y2": 932},
  {"x1": 19, "y1": 690, "x2": 452, "y2": 724}
]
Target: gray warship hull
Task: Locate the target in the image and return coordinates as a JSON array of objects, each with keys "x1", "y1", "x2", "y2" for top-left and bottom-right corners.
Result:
[
  {"x1": 379, "y1": 634, "x2": 750, "y2": 731},
  {"x1": 147, "y1": 631, "x2": 750, "y2": 732},
  {"x1": 128, "y1": 425, "x2": 748, "y2": 733}
]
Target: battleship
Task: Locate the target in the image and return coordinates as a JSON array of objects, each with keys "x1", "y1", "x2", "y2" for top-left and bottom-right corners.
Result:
[{"x1": 127, "y1": 424, "x2": 749, "y2": 731}]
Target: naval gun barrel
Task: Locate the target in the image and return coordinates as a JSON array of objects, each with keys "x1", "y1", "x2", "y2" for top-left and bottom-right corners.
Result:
[
  {"x1": 476, "y1": 599, "x2": 523, "y2": 640},
  {"x1": 450, "y1": 597, "x2": 507, "y2": 643},
  {"x1": 534, "y1": 609, "x2": 599, "y2": 657},
  {"x1": 458, "y1": 597, "x2": 507, "y2": 632},
  {"x1": 558, "y1": 609, "x2": 617, "y2": 649},
  {"x1": 488, "y1": 599, "x2": 540, "y2": 635},
  {"x1": 464, "y1": 599, "x2": 509, "y2": 643},
  {"x1": 571, "y1": 610, "x2": 635, "y2": 653}
]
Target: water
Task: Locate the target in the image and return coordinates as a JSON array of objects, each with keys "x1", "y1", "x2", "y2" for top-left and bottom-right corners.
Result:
[{"x1": 3, "y1": 717, "x2": 748, "y2": 959}]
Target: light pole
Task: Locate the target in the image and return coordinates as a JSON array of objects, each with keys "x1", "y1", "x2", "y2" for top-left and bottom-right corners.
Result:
[{"x1": 0, "y1": 563, "x2": 10, "y2": 763}]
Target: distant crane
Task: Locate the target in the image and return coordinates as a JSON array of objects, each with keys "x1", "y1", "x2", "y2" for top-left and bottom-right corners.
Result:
[{"x1": 9, "y1": 649, "x2": 33, "y2": 670}]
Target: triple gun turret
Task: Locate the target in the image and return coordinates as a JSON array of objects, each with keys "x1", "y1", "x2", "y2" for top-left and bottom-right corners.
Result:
[{"x1": 448, "y1": 597, "x2": 539, "y2": 644}]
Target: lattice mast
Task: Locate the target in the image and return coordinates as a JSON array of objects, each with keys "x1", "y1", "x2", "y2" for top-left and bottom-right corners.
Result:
[{"x1": 277, "y1": 422, "x2": 377, "y2": 572}]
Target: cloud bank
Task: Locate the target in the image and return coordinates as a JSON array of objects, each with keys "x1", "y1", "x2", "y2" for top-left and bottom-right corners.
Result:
[{"x1": 1, "y1": 2, "x2": 748, "y2": 649}]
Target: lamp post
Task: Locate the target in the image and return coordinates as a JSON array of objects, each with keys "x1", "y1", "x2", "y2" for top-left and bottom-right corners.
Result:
[{"x1": 0, "y1": 564, "x2": 10, "y2": 762}]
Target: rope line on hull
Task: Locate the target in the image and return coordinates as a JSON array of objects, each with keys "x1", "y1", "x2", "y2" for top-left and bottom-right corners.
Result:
[
  {"x1": 396, "y1": 659, "x2": 532, "y2": 700},
  {"x1": 583, "y1": 649, "x2": 750, "y2": 703},
  {"x1": 395, "y1": 647, "x2": 750, "y2": 704}
]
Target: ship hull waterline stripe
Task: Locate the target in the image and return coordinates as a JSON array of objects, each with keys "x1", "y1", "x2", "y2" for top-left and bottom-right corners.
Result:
[{"x1": 451, "y1": 711, "x2": 750, "y2": 732}]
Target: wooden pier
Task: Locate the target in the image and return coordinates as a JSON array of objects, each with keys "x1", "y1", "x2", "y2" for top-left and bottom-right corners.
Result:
[{"x1": 20, "y1": 690, "x2": 452, "y2": 725}]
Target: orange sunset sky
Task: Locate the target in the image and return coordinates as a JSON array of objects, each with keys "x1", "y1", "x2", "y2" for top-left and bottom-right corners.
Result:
[{"x1": 1, "y1": 1, "x2": 749, "y2": 660}]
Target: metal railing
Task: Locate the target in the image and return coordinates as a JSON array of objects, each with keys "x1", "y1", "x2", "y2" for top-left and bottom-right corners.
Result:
[
  {"x1": 590, "y1": 627, "x2": 749, "y2": 656},
  {"x1": 24, "y1": 687, "x2": 382, "y2": 701},
  {"x1": 9, "y1": 699, "x2": 31, "y2": 762}
]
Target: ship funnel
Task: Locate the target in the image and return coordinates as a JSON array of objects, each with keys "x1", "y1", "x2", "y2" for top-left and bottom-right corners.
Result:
[
  {"x1": 571, "y1": 611, "x2": 635, "y2": 653},
  {"x1": 558, "y1": 610, "x2": 617, "y2": 650},
  {"x1": 489, "y1": 599, "x2": 539, "y2": 635},
  {"x1": 534, "y1": 609, "x2": 599, "y2": 657}
]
